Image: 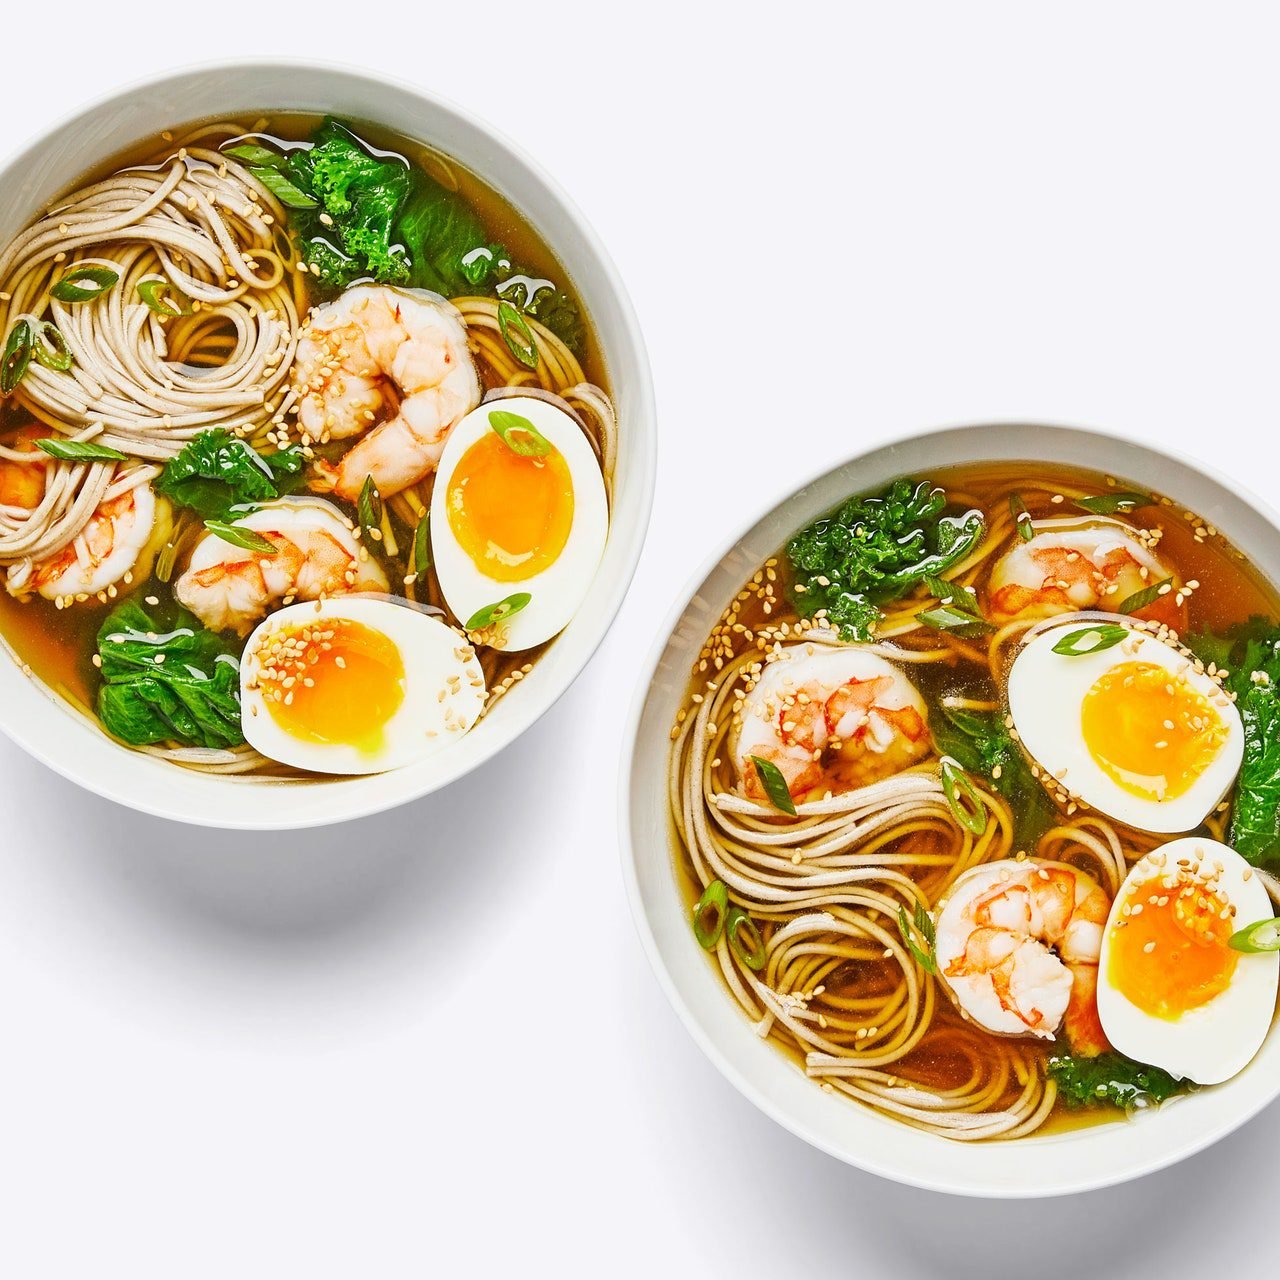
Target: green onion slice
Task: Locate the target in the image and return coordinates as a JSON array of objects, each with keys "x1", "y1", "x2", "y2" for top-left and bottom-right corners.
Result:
[
  {"x1": 1050, "y1": 624, "x2": 1130, "y2": 656},
  {"x1": 749, "y1": 754, "x2": 798, "y2": 816},
  {"x1": 497, "y1": 299, "x2": 539, "y2": 370},
  {"x1": 1, "y1": 320, "x2": 33, "y2": 395},
  {"x1": 137, "y1": 278, "x2": 190, "y2": 318},
  {"x1": 203, "y1": 519, "x2": 279, "y2": 555},
  {"x1": 896, "y1": 901, "x2": 938, "y2": 974},
  {"x1": 919, "y1": 575, "x2": 992, "y2": 634},
  {"x1": 726, "y1": 907, "x2": 767, "y2": 971},
  {"x1": 692, "y1": 879, "x2": 729, "y2": 950},
  {"x1": 1117, "y1": 577, "x2": 1174, "y2": 615},
  {"x1": 50, "y1": 265, "x2": 119, "y2": 303},
  {"x1": 465, "y1": 592, "x2": 532, "y2": 631},
  {"x1": 1229, "y1": 917, "x2": 1280, "y2": 953},
  {"x1": 357, "y1": 473, "x2": 383, "y2": 541},
  {"x1": 31, "y1": 321, "x2": 74, "y2": 372},
  {"x1": 488, "y1": 409, "x2": 552, "y2": 457},
  {"x1": 1009, "y1": 493, "x2": 1035, "y2": 541},
  {"x1": 248, "y1": 167, "x2": 317, "y2": 209},
  {"x1": 940, "y1": 757, "x2": 988, "y2": 835},
  {"x1": 412, "y1": 514, "x2": 431, "y2": 576},
  {"x1": 223, "y1": 143, "x2": 286, "y2": 169},
  {"x1": 1076, "y1": 491, "x2": 1152, "y2": 515},
  {"x1": 35, "y1": 438, "x2": 126, "y2": 462}
]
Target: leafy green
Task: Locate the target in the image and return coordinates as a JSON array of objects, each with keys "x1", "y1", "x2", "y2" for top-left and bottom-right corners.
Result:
[
  {"x1": 786, "y1": 480, "x2": 985, "y2": 641},
  {"x1": 273, "y1": 119, "x2": 583, "y2": 352},
  {"x1": 95, "y1": 600, "x2": 244, "y2": 750},
  {"x1": 1046, "y1": 1051, "x2": 1187, "y2": 1110},
  {"x1": 155, "y1": 428, "x2": 305, "y2": 520},
  {"x1": 930, "y1": 705, "x2": 1056, "y2": 846},
  {"x1": 1186, "y1": 618, "x2": 1280, "y2": 864}
]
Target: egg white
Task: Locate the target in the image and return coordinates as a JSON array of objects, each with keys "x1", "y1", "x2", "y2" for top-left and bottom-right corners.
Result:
[
  {"x1": 240, "y1": 597, "x2": 486, "y2": 774},
  {"x1": 430, "y1": 396, "x2": 608, "y2": 651},
  {"x1": 1096, "y1": 838, "x2": 1277, "y2": 1084},
  {"x1": 1007, "y1": 619, "x2": 1243, "y2": 833}
]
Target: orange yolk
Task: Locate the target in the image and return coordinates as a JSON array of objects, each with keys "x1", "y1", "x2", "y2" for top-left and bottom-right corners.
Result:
[
  {"x1": 1081, "y1": 661, "x2": 1226, "y2": 800},
  {"x1": 257, "y1": 618, "x2": 404, "y2": 751},
  {"x1": 446, "y1": 433, "x2": 573, "y2": 583},
  {"x1": 1107, "y1": 873, "x2": 1237, "y2": 1019}
]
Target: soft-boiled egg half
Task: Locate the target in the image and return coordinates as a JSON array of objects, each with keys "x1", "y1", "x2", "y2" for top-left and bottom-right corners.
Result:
[
  {"x1": 1097, "y1": 838, "x2": 1277, "y2": 1083},
  {"x1": 430, "y1": 396, "x2": 608, "y2": 652},
  {"x1": 1007, "y1": 619, "x2": 1243, "y2": 833},
  {"x1": 240, "y1": 597, "x2": 486, "y2": 774}
]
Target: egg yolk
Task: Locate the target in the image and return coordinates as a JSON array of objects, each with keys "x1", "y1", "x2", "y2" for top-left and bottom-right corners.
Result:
[
  {"x1": 1108, "y1": 872, "x2": 1237, "y2": 1019},
  {"x1": 446, "y1": 433, "x2": 574, "y2": 583},
  {"x1": 1081, "y1": 661, "x2": 1226, "y2": 801},
  {"x1": 255, "y1": 618, "x2": 405, "y2": 751}
]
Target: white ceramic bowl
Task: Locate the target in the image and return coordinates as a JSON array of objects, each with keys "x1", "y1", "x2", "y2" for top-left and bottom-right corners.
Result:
[
  {"x1": 0, "y1": 61, "x2": 655, "y2": 828},
  {"x1": 621, "y1": 422, "x2": 1280, "y2": 1197}
]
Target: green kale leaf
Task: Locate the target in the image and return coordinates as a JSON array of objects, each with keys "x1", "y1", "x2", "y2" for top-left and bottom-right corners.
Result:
[
  {"x1": 1047, "y1": 1051, "x2": 1187, "y2": 1111},
  {"x1": 95, "y1": 601, "x2": 244, "y2": 750},
  {"x1": 155, "y1": 429, "x2": 306, "y2": 521},
  {"x1": 929, "y1": 705, "x2": 1057, "y2": 847},
  {"x1": 786, "y1": 479, "x2": 985, "y2": 641},
  {"x1": 1186, "y1": 618, "x2": 1280, "y2": 864}
]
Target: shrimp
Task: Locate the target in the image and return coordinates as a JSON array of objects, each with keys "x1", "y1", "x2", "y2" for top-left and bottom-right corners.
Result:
[
  {"x1": 0, "y1": 425, "x2": 50, "y2": 511},
  {"x1": 934, "y1": 859, "x2": 1112, "y2": 1056},
  {"x1": 293, "y1": 285, "x2": 481, "y2": 502},
  {"x1": 174, "y1": 496, "x2": 388, "y2": 634},
  {"x1": 733, "y1": 645, "x2": 930, "y2": 802},
  {"x1": 10, "y1": 482, "x2": 158, "y2": 603},
  {"x1": 986, "y1": 516, "x2": 1183, "y2": 629}
]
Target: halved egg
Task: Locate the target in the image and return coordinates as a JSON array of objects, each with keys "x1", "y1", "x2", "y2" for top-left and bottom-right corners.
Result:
[
  {"x1": 430, "y1": 395, "x2": 608, "y2": 651},
  {"x1": 1007, "y1": 619, "x2": 1243, "y2": 833},
  {"x1": 1097, "y1": 838, "x2": 1277, "y2": 1083},
  {"x1": 240, "y1": 597, "x2": 486, "y2": 774}
]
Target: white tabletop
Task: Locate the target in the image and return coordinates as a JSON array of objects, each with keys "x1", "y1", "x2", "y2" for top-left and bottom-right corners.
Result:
[{"x1": 2, "y1": 4, "x2": 1277, "y2": 1276}]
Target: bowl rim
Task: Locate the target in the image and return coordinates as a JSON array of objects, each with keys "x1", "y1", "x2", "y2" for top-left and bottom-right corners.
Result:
[
  {"x1": 0, "y1": 58, "x2": 657, "y2": 829},
  {"x1": 618, "y1": 418, "x2": 1280, "y2": 1197}
]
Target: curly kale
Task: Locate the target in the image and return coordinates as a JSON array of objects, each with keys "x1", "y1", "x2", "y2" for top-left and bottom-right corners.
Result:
[
  {"x1": 271, "y1": 119, "x2": 583, "y2": 353},
  {"x1": 1047, "y1": 1051, "x2": 1187, "y2": 1111},
  {"x1": 1186, "y1": 618, "x2": 1280, "y2": 864},
  {"x1": 786, "y1": 480, "x2": 985, "y2": 640}
]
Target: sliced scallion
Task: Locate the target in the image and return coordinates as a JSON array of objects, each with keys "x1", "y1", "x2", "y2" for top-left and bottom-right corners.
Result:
[
  {"x1": 35, "y1": 438, "x2": 126, "y2": 463},
  {"x1": 1050, "y1": 624, "x2": 1130, "y2": 656},
  {"x1": 497, "y1": 299, "x2": 539, "y2": 370},
  {"x1": 940, "y1": 757, "x2": 988, "y2": 835},
  {"x1": 726, "y1": 907, "x2": 767, "y2": 971},
  {"x1": 1009, "y1": 493, "x2": 1035, "y2": 541},
  {"x1": 692, "y1": 879, "x2": 729, "y2": 950},
  {"x1": 137, "y1": 278, "x2": 190, "y2": 318},
  {"x1": 749, "y1": 755, "x2": 798, "y2": 816},
  {"x1": 50, "y1": 265, "x2": 119, "y2": 304},
  {"x1": 488, "y1": 409, "x2": 552, "y2": 457},
  {"x1": 1116, "y1": 577, "x2": 1173, "y2": 615},
  {"x1": 248, "y1": 167, "x2": 317, "y2": 209},
  {"x1": 203, "y1": 519, "x2": 279, "y2": 555},
  {"x1": 1, "y1": 320, "x2": 33, "y2": 394},
  {"x1": 1229, "y1": 917, "x2": 1280, "y2": 953},
  {"x1": 465, "y1": 592, "x2": 532, "y2": 631},
  {"x1": 1076, "y1": 491, "x2": 1152, "y2": 515}
]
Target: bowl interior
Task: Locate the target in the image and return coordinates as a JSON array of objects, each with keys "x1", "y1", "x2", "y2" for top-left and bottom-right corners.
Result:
[
  {"x1": 623, "y1": 422, "x2": 1280, "y2": 1196},
  {"x1": 0, "y1": 63, "x2": 654, "y2": 828}
]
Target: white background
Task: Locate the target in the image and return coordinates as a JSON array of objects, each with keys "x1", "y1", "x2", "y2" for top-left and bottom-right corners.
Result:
[{"x1": 1, "y1": 3, "x2": 1277, "y2": 1277}]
